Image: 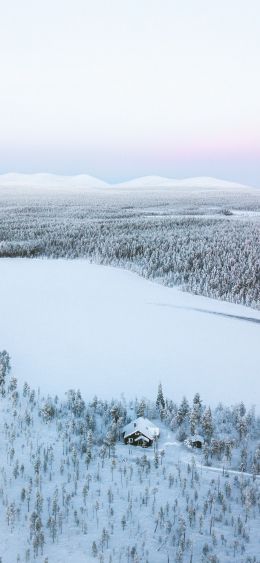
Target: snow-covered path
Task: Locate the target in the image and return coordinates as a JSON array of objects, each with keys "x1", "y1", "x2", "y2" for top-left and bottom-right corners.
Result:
[{"x1": 0, "y1": 258, "x2": 259, "y2": 407}]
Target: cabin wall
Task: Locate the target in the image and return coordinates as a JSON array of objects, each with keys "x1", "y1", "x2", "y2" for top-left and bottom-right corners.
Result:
[{"x1": 123, "y1": 431, "x2": 153, "y2": 447}]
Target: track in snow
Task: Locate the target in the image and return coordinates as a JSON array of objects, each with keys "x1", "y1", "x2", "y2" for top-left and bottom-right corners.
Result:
[{"x1": 148, "y1": 302, "x2": 260, "y2": 325}]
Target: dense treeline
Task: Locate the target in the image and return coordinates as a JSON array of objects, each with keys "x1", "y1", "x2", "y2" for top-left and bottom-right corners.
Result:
[{"x1": 0, "y1": 190, "x2": 259, "y2": 309}]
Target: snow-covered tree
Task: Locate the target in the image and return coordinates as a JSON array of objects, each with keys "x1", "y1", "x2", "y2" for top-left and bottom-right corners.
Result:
[{"x1": 156, "y1": 383, "x2": 165, "y2": 411}]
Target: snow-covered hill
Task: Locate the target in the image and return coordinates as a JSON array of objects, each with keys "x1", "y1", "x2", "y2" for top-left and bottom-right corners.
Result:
[
  {"x1": 0, "y1": 173, "x2": 108, "y2": 190},
  {"x1": 0, "y1": 173, "x2": 256, "y2": 192},
  {"x1": 113, "y1": 175, "x2": 252, "y2": 190}
]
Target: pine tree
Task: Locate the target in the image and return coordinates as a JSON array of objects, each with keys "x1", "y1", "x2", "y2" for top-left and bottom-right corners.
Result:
[
  {"x1": 0, "y1": 350, "x2": 11, "y2": 394},
  {"x1": 252, "y1": 444, "x2": 260, "y2": 475},
  {"x1": 137, "y1": 399, "x2": 146, "y2": 418},
  {"x1": 92, "y1": 541, "x2": 98, "y2": 558},
  {"x1": 240, "y1": 447, "x2": 248, "y2": 472},
  {"x1": 236, "y1": 416, "x2": 248, "y2": 441},
  {"x1": 47, "y1": 516, "x2": 57, "y2": 542},
  {"x1": 104, "y1": 430, "x2": 115, "y2": 458},
  {"x1": 177, "y1": 397, "x2": 190, "y2": 426},
  {"x1": 110, "y1": 405, "x2": 120, "y2": 422},
  {"x1": 41, "y1": 401, "x2": 55, "y2": 422},
  {"x1": 156, "y1": 383, "x2": 165, "y2": 411},
  {"x1": 202, "y1": 407, "x2": 214, "y2": 441},
  {"x1": 190, "y1": 393, "x2": 203, "y2": 434}
]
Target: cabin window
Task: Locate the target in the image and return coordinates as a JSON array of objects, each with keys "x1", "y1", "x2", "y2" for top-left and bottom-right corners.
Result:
[{"x1": 129, "y1": 438, "x2": 133, "y2": 444}]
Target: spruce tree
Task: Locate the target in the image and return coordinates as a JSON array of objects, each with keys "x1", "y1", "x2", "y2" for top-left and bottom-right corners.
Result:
[
  {"x1": 202, "y1": 407, "x2": 214, "y2": 441},
  {"x1": 177, "y1": 397, "x2": 190, "y2": 426},
  {"x1": 137, "y1": 399, "x2": 146, "y2": 418},
  {"x1": 156, "y1": 383, "x2": 165, "y2": 411},
  {"x1": 190, "y1": 393, "x2": 203, "y2": 434}
]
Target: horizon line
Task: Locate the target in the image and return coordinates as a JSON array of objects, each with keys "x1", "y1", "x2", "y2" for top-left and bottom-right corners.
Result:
[{"x1": 0, "y1": 171, "x2": 257, "y2": 190}]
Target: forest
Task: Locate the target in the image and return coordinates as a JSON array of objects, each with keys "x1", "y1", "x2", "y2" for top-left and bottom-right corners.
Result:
[
  {"x1": 0, "y1": 186, "x2": 259, "y2": 310},
  {"x1": 1, "y1": 351, "x2": 260, "y2": 562}
]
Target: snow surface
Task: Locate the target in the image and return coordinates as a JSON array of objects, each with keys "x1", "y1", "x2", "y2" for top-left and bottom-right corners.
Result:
[{"x1": 0, "y1": 259, "x2": 259, "y2": 408}]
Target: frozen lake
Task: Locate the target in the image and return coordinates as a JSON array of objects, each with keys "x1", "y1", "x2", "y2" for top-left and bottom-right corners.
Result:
[{"x1": 0, "y1": 258, "x2": 259, "y2": 407}]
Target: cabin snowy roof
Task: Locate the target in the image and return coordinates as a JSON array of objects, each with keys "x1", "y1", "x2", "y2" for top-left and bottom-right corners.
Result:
[{"x1": 123, "y1": 417, "x2": 160, "y2": 440}]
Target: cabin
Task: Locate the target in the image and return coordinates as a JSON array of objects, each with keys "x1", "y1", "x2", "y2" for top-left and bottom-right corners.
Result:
[
  {"x1": 122, "y1": 417, "x2": 160, "y2": 448},
  {"x1": 189, "y1": 434, "x2": 205, "y2": 449}
]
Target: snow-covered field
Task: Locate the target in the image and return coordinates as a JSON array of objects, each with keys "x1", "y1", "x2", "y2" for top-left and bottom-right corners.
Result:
[{"x1": 0, "y1": 258, "x2": 259, "y2": 408}]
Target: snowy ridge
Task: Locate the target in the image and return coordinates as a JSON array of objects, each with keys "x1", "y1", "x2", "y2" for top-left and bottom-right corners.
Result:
[
  {"x1": 0, "y1": 173, "x2": 108, "y2": 189},
  {"x1": 0, "y1": 173, "x2": 256, "y2": 191},
  {"x1": 112, "y1": 175, "x2": 252, "y2": 190}
]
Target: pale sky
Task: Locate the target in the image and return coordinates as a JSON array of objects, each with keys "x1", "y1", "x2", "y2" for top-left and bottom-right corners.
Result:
[{"x1": 0, "y1": 0, "x2": 260, "y2": 185}]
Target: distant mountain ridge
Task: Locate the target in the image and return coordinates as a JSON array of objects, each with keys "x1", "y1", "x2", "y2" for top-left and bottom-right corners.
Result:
[
  {"x1": 0, "y1": 173, "x2": 108, "y2": 189},
  {"x1": 0, "y1": 172, "x2": 256, "y2": 191},
  {"x1": 114, "y1": 175, "x2": 251, "y2": 190}
]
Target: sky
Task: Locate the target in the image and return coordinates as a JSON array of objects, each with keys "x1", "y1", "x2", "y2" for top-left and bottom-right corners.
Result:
[{"x1": 0, "y1": 0, "x2": 260, "y2": 185}]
